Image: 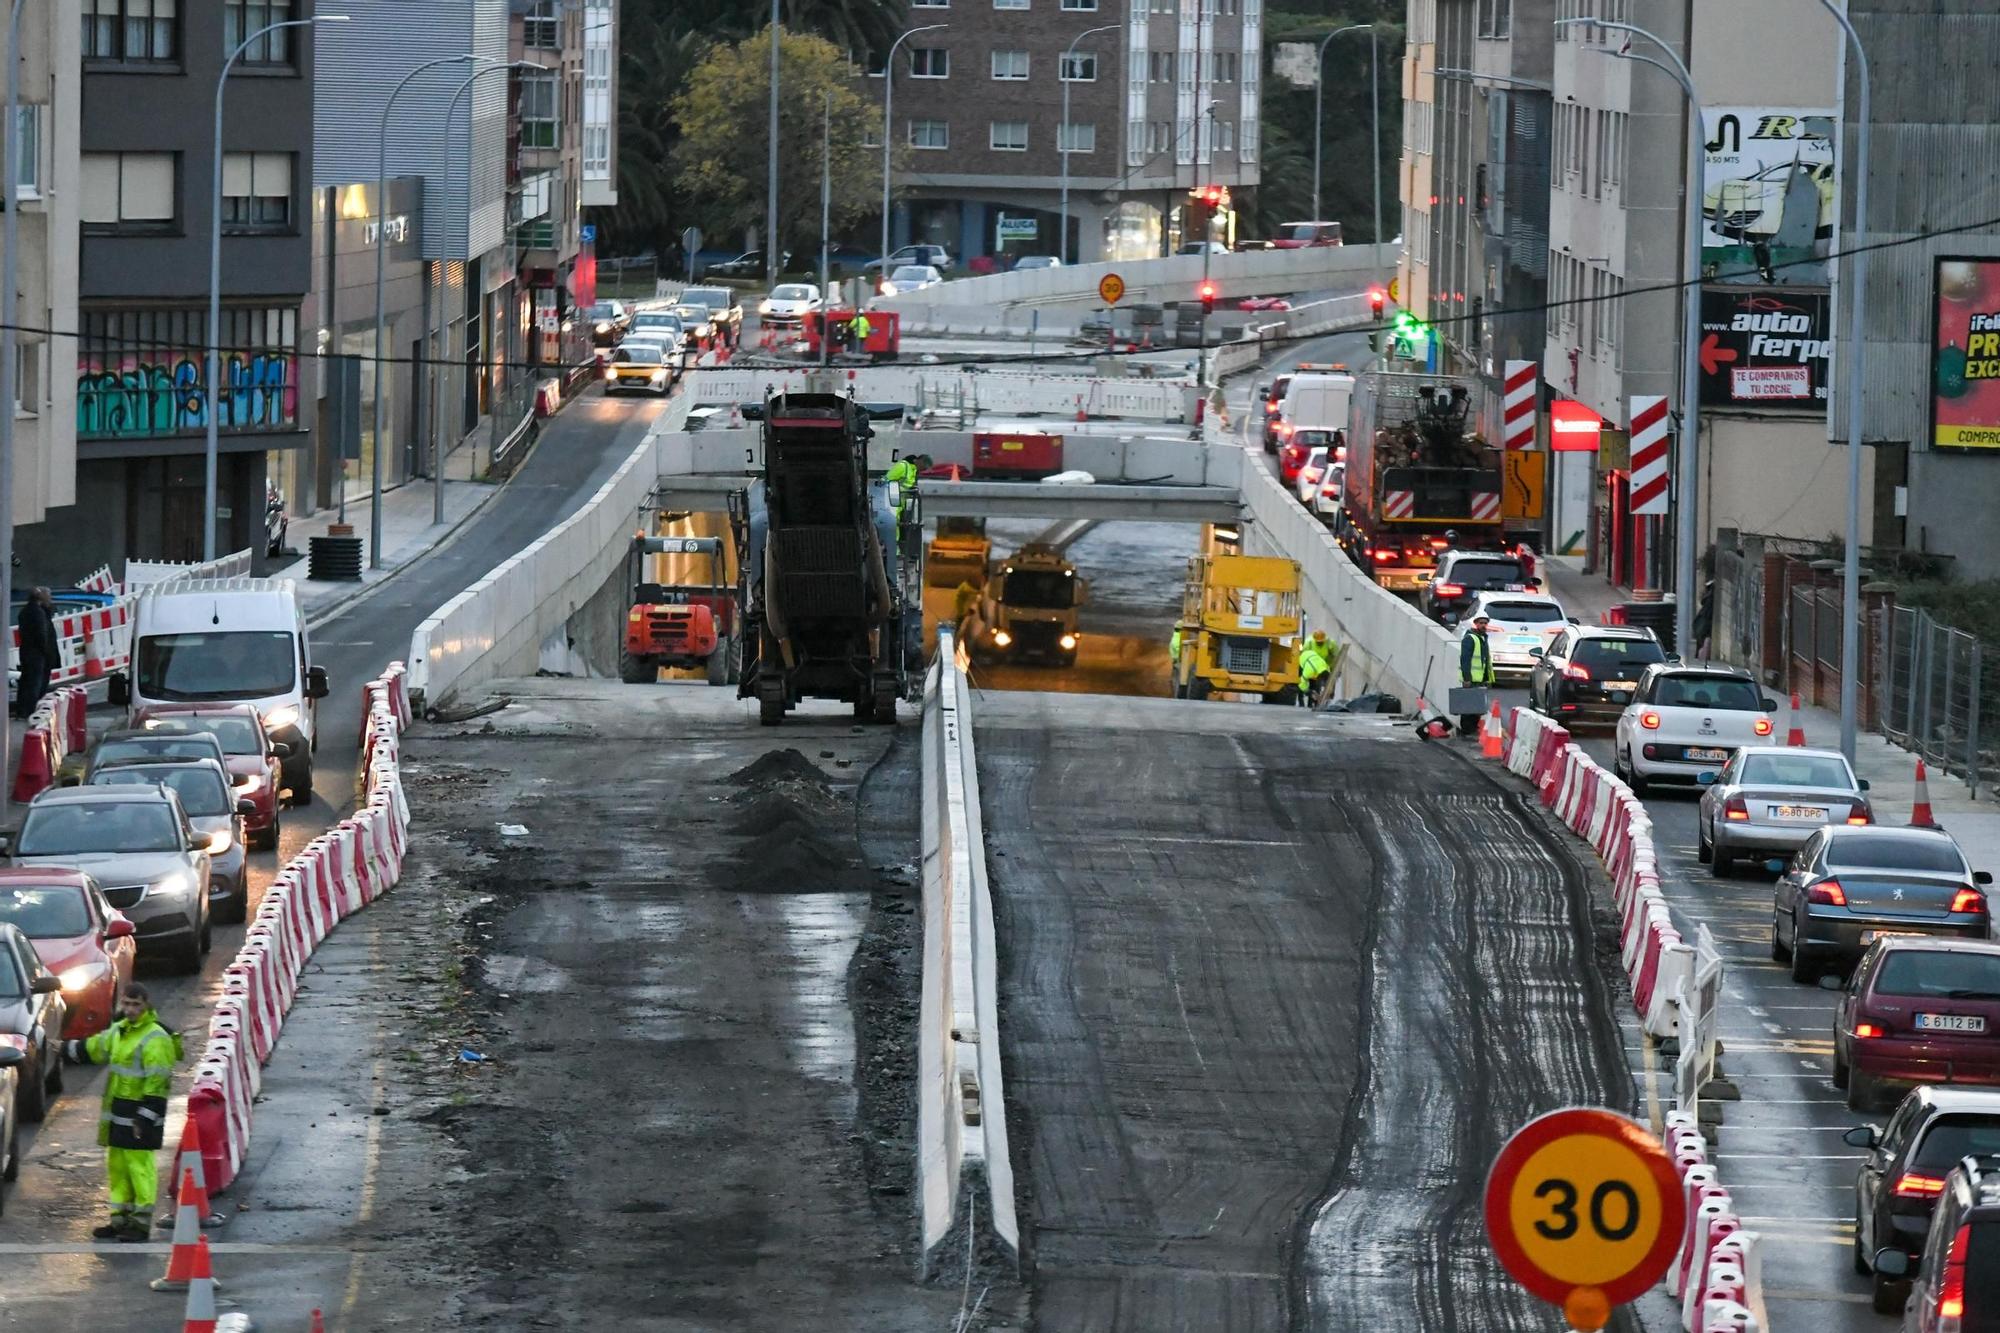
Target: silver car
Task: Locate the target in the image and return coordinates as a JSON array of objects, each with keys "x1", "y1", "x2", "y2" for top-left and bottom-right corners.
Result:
[
  {"x1": 87, "y1": 759, "x2": 251, "y2": 924},
  {"x1": 7, "y1": 787, "x2": 212, "y2": 973},
  {"x1": 1697, "y1": 745, "x2": 1871, "y2": 876}
]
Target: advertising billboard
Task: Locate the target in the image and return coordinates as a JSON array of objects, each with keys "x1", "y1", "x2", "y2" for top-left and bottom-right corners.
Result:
[
  {"x1": 1700, "y1": 108, "x2": 1835, "y2": 286},
  {"x1": 1696, "y1": 288, "x2": 1831, "y2": 410},
  {"x1": 1932, "y1": 257, "x2": 2000, "y2": 451}
]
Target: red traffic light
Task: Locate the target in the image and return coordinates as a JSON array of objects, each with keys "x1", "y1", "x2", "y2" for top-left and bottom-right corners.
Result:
[
  {"x1": 1368, "y1": 285, "x2": 1387, "y2": 318},
  {"x1": 1198, "y1": 280, "x2": 1217, "y2": 315}
]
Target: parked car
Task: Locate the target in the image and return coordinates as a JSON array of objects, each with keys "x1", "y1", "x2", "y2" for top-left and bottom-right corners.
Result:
[
  {"x1": 88, "y1": 760, "x2": 250, "y2": 924},
  {"x1": 1526, "y1": 624, "x2": 1668, "y2": 727},
  {"x1": 1178, "y1": 241, "x2": 1229, "y2": 256},
  {"x1": 879, "y1": 264, "x2": 943, "y2": 296},
  {"x1": 1845, "y1": 1085, "x2": 2000, "y2": 1311},
  {"x1": 1771, "y1": 826, "x2": 1992, "y2": 983},
  {"x1": 0, "y1": 920, "x2": 65, "y2": 1123},
  {"x1": 1697, "y1": 746, "x2": 1871, "y2": 875},
  {"x1": 604, "y1": 342, "x2": 677, "y2": 397},
  {"x1": 1840, "y1": 941, "x2": 2000, "y2": 1116},
  {"x1": 132, "y1": 704, "x2": 287, "y2": 849},
  {"x1": 585, "y1": 300, "x2": 631, "y2": 346},
  {"x1": 74, "y1": 727, "x2": 230, "y2": 787},
  {"x1": 865, "y1": 243, "x2": 953, "y2": 274},
  {"x1": 757, "y1": 283, "x2": 822, "y2": 327},
  {"x1": 1465, "y1": 590, "x2": 1569, "y2": 679},
  {"x1": 1612, "y1": 663, "x2": 1779, "y2": 794},
  {"x1": 1011, "y1": 255, "x2": 1062, "y2": 270},
  {"x1": 705, "y1": 249, "x2": 789, "y2": 279},
  {"x1": 1872, "y1": 1151, "x2": 2000, "y2": 1329},
  {"x1": 0, "y1": 869, "x2": 135, "y2": 1039},
  {"x1": 1420, "y1": 549, "x2": 1539, "y2": 626},
  {"x1": 1239, "y1": 295, "x2": 1294, "y2": 312},
  {"x1": 7, "y1": 786, "x2": 212, "y2": 973},
  {"x1": 1269, "y1": 220, "x2": 1344, "y2": 248}
]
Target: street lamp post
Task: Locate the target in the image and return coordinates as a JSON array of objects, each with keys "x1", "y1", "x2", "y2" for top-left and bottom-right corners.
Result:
[
  {"x1": 1815, "y1": 0, "x2": 1871, "y2": 762},
  {"x1": 0, "y1": 0, "x2": 25, "y2": 826},
  {"x1": 1059, "y1": 24, "x2": 1117, "y2": 265},
  {"x1": 879, "y1": 24, "x2": 947, "y2": 278},
  {"x1": 1311, "y1": 24, "x2": 1373, "y2": 227},
  {"x1": 207, "y1": 14, "x2": 347, "y2": 564},
  {"x1": 767, "y1": 0, "x2": 780, "y2": 288},
  {"x1": 1559, "y1": 17, "x2": 1703, "y2": 661}
]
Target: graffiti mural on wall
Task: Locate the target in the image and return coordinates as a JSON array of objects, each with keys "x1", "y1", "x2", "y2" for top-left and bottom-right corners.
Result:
[{"x1": 77, "y1": 352, "x2": 298, "y2": 439}]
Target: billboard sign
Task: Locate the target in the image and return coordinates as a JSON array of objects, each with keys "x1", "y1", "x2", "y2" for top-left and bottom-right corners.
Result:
[
  {"x1": 1697, "y1": 287, "x2": 1831, "y2": 409},
  {"x1": 1550, "y1": 399, "x2": 1603, "y2": 452},
  {"x1": 1700, "y1": 108, "x2": 1835, "y2": 286},
  {"x1": 1932, "y1": 257, "x2": 2000, "y2": 451}
]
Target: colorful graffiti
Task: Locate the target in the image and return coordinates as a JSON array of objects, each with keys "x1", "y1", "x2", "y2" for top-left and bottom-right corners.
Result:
[{"x1": 77, "y1": 352, "x2": 298, "y2": 439}]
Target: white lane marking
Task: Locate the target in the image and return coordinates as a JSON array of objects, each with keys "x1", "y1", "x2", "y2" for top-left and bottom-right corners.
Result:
[{"x1": 1715, "y1": 1153, "x2": 1866, "y2": 1161}]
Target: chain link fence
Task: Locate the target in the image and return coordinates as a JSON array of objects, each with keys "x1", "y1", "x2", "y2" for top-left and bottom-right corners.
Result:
[{"x1": 1876, "y1": 605, "x2": 1989, "y2": 797}]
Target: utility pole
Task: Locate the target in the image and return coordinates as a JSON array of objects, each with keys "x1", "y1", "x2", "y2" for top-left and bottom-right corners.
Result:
[
  {"x1": 766, "y1": 0, "x2": 781, "y2": 288},
  {"x1": 0, "y1": 0, "x2": 24, "y2": 827},
  {"x1": 1059, "y1": 24, "x2": 1118, "y2": 265}
]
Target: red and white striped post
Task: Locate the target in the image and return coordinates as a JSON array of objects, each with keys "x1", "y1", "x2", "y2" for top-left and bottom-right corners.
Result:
[
  {"x1": 1502, "y1": 359, "x2": 1537, "y2": 451},
  {"x1": 1629, "y1": 395, "x2": 1671, "y2": 594}
]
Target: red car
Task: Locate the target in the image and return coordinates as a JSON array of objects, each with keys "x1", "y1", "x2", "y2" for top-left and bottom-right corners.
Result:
[
  {"x1": 134, "y1": 704, "x2": 286, "y2": 849},
  {"x1": 1837, "y1": 937, "x2": 2000, "y2": 1112},
  {"x1": 1238, "y1": 296, "x2": 1293, "y2": 312},
  {"x1": 0, "y1": 869, "x2": 136, "y2": 1038}
]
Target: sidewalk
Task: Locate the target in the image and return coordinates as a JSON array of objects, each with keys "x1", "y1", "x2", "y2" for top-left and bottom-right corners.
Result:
[{"x1": 272, "y1": 441, "x2": 496, "y2": 619}]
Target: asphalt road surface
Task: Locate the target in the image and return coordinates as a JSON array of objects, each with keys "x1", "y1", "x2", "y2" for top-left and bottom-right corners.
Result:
[
  {"x1": 975, "y1": 692, "x2": 1634, "y2": 1332},
  {"x1": 0, "y1": 388, "x2": 668, "y2": 1330}
]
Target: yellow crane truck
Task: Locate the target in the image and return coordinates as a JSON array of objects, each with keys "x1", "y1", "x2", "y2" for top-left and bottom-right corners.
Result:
[{"x1": 1171, "y1": 553, "x2": 1304, "y2": 702}]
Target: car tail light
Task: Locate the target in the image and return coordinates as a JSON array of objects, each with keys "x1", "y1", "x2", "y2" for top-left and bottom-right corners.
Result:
[
  {"x1": 1433, "y1": 582, "x2": 1464, "y2": 598},
  {"x1": 1640, "y1": 712, "x2": 1661, "y2": 730},
  {"x1": 1938, "y1": 1222, "x2": 1970, "y2": 1328},
  {"x1": 1808, "y1": 879, "x2": 1848, "y2": 906},
  {"x1": 1334, "y1": 446, "x2": 1347, "y2": 463},
  {"x1": 1754, "y1": 717, "x2": 1774, "y2": 736},
  {"x1": 1428, "y1": 538, "x2": 1450, "y2": 549},
  {"x1": 1724, "y1": 796, "x2": 1750, "y2": 822},
  {"x1": 1854, "y1": 1022, "x2": 1886, "y2": 1039},
  {"x1": 1371, "y1": 549, "x2": 1396, "y2": 563},
  {"x1": 1564, "y1": 663, "x2": 1592, "y2": 681},
  {"x1": 1951, "y1": 887, "x2": 1988, "y2": 914},
  {"x1": 1895, "y1": 1172, "x2": 1949, "y2": 1198},
  {"x1": 1847, "y1": 803, "x2": 1873, "y2": 825}
]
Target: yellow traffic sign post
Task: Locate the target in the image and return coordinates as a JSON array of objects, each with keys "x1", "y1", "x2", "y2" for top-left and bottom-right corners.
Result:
[
  {"x1": 1484, "y1": 1107, "x2": 1686, "y2": 1331},
  {"x1": 1098, "y1": 272, "x2": 1125, "y2": 305}
]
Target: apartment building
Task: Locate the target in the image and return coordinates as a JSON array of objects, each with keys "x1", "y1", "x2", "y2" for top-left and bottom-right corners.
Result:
[
  {"x1": 581, "y1": 0, "x2": 617, "y2": 209},
  {"x1": 882, "y1": 0, "x2": 1262, "y2": 265},
  {"x1": 512, "y1": 0, "x2": 588, "y2": 378}
]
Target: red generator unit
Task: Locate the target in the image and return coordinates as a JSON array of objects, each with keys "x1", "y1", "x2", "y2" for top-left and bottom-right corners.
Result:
[
  {"x1": 802, "y1": 308, "x2": 901, "y2": 362},
  {"x1": 973, "y1": 431, "x2": 1064, "y2": 479}
]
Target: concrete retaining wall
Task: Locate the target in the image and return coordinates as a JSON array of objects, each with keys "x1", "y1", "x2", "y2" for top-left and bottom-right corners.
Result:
[{"x1": 877, "y1": 245, "x2": 1393, "y2": 314}]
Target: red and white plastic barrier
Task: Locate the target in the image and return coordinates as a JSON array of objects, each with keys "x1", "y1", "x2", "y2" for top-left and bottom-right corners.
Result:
[
  {"x1": 185, "y1": 661, "x2": 412, "y2": 1193},
  {"x1": 10, "y1": 684, "x2": 88, "y2": 802},
  {"x1": 11, "y1": 548, "x2": 258, "y2": 687}
]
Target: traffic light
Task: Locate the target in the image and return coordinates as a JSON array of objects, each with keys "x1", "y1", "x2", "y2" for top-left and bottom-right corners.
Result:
[
  {"x1": 1199, "y1": 280, "x2": 1217, "y2": 316},
  {"x1": 1368, "y1": 285, "x2": 1386, "y2": 321}
]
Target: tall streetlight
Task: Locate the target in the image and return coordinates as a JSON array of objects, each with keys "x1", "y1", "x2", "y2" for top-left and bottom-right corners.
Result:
[
  {"x1": 1557, "y1": 17, "x2": 1702, "y2": 660},
  {"x1": 206, "y1": 13, "x2": 348, "y2": 563},
  {"x1": 1815, "y1": 0, "x2": 1871, "y2": 762},
  {"x1": 766, "y1": 0, "x2": 781, "y2": 287},
  {"x1": 879, "y1": 23, "x2": 947, "y2": 277},
  {"x1": 1311, "y1": 24, "x2": 1374, "y2": 235},
  {"x1": 0, "y1": 0, "x2": 26, "y2": 826},
  {"x1": 1059, "y1": 24, "x2": 1117, "y2": 265}
]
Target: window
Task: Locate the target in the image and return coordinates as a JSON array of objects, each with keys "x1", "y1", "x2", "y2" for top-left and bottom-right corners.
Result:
[
  {"x1": 13, "y1": 106, "x2": 37, "y2": 199},
  {"x1": 85, "y1": 0, "x2": 177, "y2": 63},
  {"x1": 81, "y1": 152, "x2": 176, "y2": 229},
  {"x1": 862, "y1": 126, "x2": 881, "y2": 148},
  {"x1": 1061, "y1": 0, "x2": 1098, "y2": 8},
  {"x1": 1148, "y1": 51, "x2": 1170, "y2": 82},
  {"x1": 992, "y1": 50, "x2": 1028, "y2": 79},
  {"x1": 1057, "y1": 123, "x2": 1095, "y2": 153},
  {"x1": 909, "y1": 119, "x2": 949, "y2": 149},
  {"x1": 222, "y1": 152, "x2": 292, "y2": 231},
  {"x1": 1059, "y1": 52, "x2": 1096, "y2": 81},
  {"x1": 990, "y1": 121, "x2": 1028, "y2": 151},
  {"x1": 14, "y1": 342, "x2": 38, "y2": 416},
  {"x1": 1241, "y1": 116, "x2": 1258, "y2": 162},
  {"x1": 77, "y1": 307, "x2": 299, "y2": 440},
  {"x1": 584, "y1": 124, "x2": 610, "y2": 176},
  {"x1": 994, "y1": 0, "x2": 1029, "y2": 9},
  {"x1": 226, "y1": 0, "x2": 296, "y2": 61},
  {"x1": 910, "y1": 47, "x2": 948, "y2": 78},
  {"x1": 522, "y1": 0, "x2": 559, "y2": 48},
  {"x1": 913, "y1": 0, "x2": 948, "y2": 6},
  {"x1": 1215, "y1": 120, "x2": 1235, "y2": 152},
  {"x1": 519, "y1": 72, "x2": 558, "y2": 150}
]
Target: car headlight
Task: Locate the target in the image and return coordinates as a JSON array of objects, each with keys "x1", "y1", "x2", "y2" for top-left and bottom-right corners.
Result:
[
  {"x1": 206, "y1": 829, "x2": 232, "y2": 855},
  {"x1": 595, "y1": 322, "x2": 611, "y2": 334},
  {"x1": 1060, "y1": 634, "x2": 1078, "y2": 650},
  {"x1": 59, "y1": 962, "x2": 109, "y2": 993},
  {"x1": 152, "y1": 871, "x2": 192, "y2": 898},
  {"x1": 879, "y1": 281, "x2": 894, "y2": 295},
  {"x1": 759, "y1": 301, "x2": 773, "y2": 314},
  {"x1": 992, "y1": 630, "x2": 1012, "y2": 647},
  {"x1": 264, "y1": 704, "x2": 299, "y2": 731}
]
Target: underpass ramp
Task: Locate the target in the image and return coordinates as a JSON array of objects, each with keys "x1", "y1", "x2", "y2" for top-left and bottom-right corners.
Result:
[{"x1": 973, "y1": 692, "x2": 1633, "y2": 1333}]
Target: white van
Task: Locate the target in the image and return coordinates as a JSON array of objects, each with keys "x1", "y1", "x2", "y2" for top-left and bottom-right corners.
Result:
[
  {"x1": 1280, "y1": 372, "x2": 1356, "y2": 443},
  {"x1": 110, "y1": 578, "x2": 329, "y2": 800}
]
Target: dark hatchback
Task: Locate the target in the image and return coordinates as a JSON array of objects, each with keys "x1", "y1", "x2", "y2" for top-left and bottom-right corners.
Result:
[
  {"x1": 1846, "y1": 1086, "x2": 2000, "y2": 1313},
  {"x1": 1774, "y1": 826, "x2": 1992, "y2": 983},
  {"x1": 1528, "y1": 625, "x2": 1668, "y2": 726}
]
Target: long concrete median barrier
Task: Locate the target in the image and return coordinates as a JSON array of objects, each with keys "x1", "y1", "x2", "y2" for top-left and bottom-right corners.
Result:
[
  {"x1": 876, "y1": 244, "x2": 1393, "y2": 314},
  {"x1": 918, "y1": 628, "x2": 1018, "y2": 1277}
]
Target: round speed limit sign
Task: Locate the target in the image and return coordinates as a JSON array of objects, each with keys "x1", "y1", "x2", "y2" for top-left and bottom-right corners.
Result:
[{"x1": 1483, "y1": 1108, "x2": 1685, "y2": 1330}]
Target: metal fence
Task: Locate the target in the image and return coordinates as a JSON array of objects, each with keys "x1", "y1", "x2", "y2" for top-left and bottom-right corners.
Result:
[
  {"x1": 1876, "y1": 605, "x2": 1988, "y2": 797},
  {"x1": 597, "y1": 256, "x2": 660, "y2": 301},
  {"x1": 1712, "y1": 545, "x2": 1762, "y2": 669}
]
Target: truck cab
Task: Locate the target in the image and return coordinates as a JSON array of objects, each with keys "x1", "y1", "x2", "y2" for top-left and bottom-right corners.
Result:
[
  {"x1": 1172, "y1": 553, "x2": 1304, "y2": 703},
  {"x1": 977, "y1": 545, "x2": 1086, "y2": 666}
]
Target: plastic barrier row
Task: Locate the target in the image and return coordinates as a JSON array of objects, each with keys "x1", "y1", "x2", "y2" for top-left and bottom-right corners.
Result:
[
  {"x1": 1499, "y1": 706, "x2": 1762, "y2": 1330},
  {"x1": 11, "y1": 685, "x2": 88, "y2": 801},
  {"x1": 9, "y1": 548, "x2": 257, "y2": 685},
  {"x1": 182, "y1": 662, "x2": 413, "y2": 1195}
]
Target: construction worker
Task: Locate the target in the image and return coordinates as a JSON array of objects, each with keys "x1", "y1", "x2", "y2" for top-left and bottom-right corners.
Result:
[
  {"x1": 1169, "y1": 625, "x2": 1183, "y2": 666},
  {"x1": 1458, "y1": 613, "x2": 1496, "y2": 736},
  {"x1": 849, "y1": 309, "x2": 873, "y2": 350},
  {"x1": 1304, "y1": 629, "x2": 1339, "y2": 705},
  {"x1": 1296, "y1": 634, "x2": 1329, "y2": 706},
  {"x1": 953, "y1": 579, "x2": 981, "y2": 625},
  {"x1": 64, "y1": 984, "x2": 182, "y2": 1240}
]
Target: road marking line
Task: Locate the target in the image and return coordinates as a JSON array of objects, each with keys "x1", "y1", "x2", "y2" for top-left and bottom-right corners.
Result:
[
  {"x1": 0, "y1": 1243, "x2": 363, "y2": 1255},
  {"x1": 1762, "y1": 1288, "x2": 1872, "y2": 1305},
  {"x1": 1715, "y1": 1152, "x2": 1865, "y2": 1160}
]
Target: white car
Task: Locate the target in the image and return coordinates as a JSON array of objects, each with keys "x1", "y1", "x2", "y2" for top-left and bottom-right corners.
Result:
[
  {"x1": 1293, "y1": 447, "x2": 1330, "y2": 505},
  {"x1": 1613, "y1": 662, "x2": 1780, "y2": 794},
  {"x1": 1465, "y1": 590, "x2": 1568, "y2": 678},
  {"x1": 1309, "y1": 461, "x2": 1346, "y2": 521},
  {"x1": 880, "y1": 264, "x2": 942, "y2": 296},
  {"x1": 758, "y1": 283, "x2": 821, "y2": 327},
  {"x1": 629, "y1": 308, "x2": 688, "y2": 349}
]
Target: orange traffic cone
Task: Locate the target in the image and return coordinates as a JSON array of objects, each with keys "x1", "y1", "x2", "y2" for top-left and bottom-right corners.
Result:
[
  {"x1": 1075, "y1": 396, "x2": 1087, "y2": 423},
  {"x1": 1481, "y1": 701, "x2": 1504, "y2": 758},
  {"x1": 80, "y1": 620, "x2": 104, "y2": 679},
  {"x1": 163, "y1": 1116, "x2": 220, "y2": 1228},
  {"x1": 310, "y1": 1310, "x2": 327, "y2": 1333},
  {"x1": 151, "y1": 1170, "x2": 212, "y2": 1291},
  {"x1": 1912, "y1": 759, "x2": 1937, "y2": 828},
  {"x1": 1786, "y1": 692, "x2": 1807, "y2": 747},
  {"x1": 177, "y1": 1234, "x2": 218, "y2": 1332}
]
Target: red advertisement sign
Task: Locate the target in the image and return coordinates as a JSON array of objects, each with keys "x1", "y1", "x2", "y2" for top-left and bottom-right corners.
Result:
[{"x1": 1550, "y1": 399, "x2": 1604, "y2": 452}]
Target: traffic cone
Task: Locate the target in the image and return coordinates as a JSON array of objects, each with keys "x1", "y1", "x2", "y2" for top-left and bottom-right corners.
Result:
[
  {"x1": 1912, "y1": 759, "x2": 1937, "y2": 828},
  {"x1": 80, "y1": 619, "x2": 104, "y2": 679},
  {"x1": 151, "y1": 1170, "x2": 211, "y2": 1291},
  {"x1": 163, "y1": 1116, "x2": 221, "y2": 1228},
  {"x1": 1786, "y1": 692, "x2": 1807, "y2": 747},
  {"x1": 176, "y1": 1235, "x2": 218, "y2": 1332},
  {"x1": 1481, "y1": 701, "x2": 1504, "y2": 758},
  {"x1": 310, "y1": 1310, "x2": 326, "y2": 1333},
  {"x1": 1075, "y1": 396, "x2": 1087, "y2": 423}
]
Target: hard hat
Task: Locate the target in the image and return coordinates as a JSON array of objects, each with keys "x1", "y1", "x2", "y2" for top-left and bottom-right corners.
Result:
[{"x1": 1311, "y1": 630, "x2": 1328, "y2": 643}]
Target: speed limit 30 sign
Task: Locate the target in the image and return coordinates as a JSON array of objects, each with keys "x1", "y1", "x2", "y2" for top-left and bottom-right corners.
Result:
[{"x1": 1483, "y1": 1107, "x2": 1685, "y2": 1330}]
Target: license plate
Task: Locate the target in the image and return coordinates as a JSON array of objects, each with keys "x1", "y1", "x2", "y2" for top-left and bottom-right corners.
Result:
[
  {"x1": 1862, "y1": 930, "x2": 1921, "y2": 945},
  {"x1": 1508, "y1": 634, "x2": 1541, "y2": 647},
  {"x1": 1606, "y1": 681, "x2": 1636, "y2": 692},
  {"x1": 1684, "y1": 747, "x2": 1728, "y2": 762},
  {"x1": 1773, "y1": 804, "x2": 1828, "y2": 819},
  {"x1": 1916, "y1": 1013, "x2": 1989, "y2": 1033}
]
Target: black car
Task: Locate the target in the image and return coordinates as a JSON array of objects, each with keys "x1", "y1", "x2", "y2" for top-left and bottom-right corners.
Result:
[
  {"x1": 1527, "y1": 625, "x2": 1667, "y2": 726},
  {"x1": 1420, "y1": 549, "x2": 1537, "y2": 625},
  {"x1": 1773, "y1": 826, "x2": 1992, "y2": 982},
  {"x1": 0, "y1": 921, "x2": 65, "y2": 1124},
  {"x1": 706, "y1": 249, "x2": 790, "y2": 279},
  {"x1": 1848, "y1": 1089, "x2": 2000, "y2": 1313},
  {"x1": 1874, "y1": 1152, "x2": 2000, "y2": 1328}
]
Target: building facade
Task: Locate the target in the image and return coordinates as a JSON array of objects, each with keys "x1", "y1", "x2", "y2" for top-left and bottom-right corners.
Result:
[
  {"x1": 881, "y1": 0, "x2": 1262, "y2": 266},
  {"x1": 580, "y1": 0, "x2": 618, "y2": 209},
  {"x1": 511, "y1": 0, "x2": 589, "y2": 379}
]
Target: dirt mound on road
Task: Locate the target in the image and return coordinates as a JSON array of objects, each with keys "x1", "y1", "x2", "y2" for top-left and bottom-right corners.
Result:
[
  {"x1": 727, "y1": 748, "x2": 834, "y2": 797},
  {"x1": 726, "y1": 791, "x2": 833, "y2": 838},
  {"x1": 714, "y1": 826, "x2": 881, "y2": 893}
]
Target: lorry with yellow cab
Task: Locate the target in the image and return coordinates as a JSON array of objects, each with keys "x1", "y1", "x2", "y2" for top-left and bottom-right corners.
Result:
[
  {"x1": 1171, "y1": 553, "x2": 1305, "y2": 702},
  {"x1": 973, "y1": 543, "x2": 1088, "y2": 666}
]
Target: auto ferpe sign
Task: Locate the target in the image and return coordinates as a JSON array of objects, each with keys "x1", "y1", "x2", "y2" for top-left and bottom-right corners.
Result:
[
  {"x1": 1932, "y1": 257, "x2": 2000, "y2": 451},
  {"x1": 1697, "y1": 287, "x2": 1831, "y2": 410}
]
